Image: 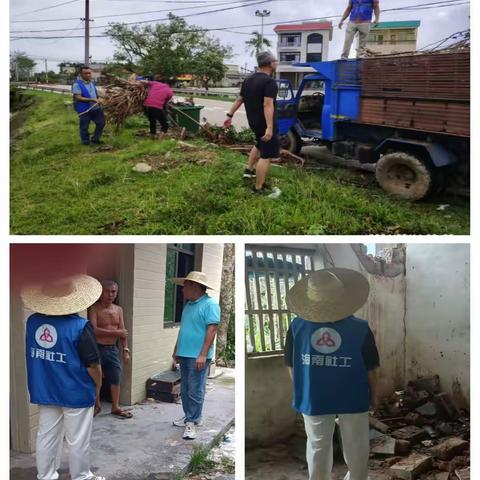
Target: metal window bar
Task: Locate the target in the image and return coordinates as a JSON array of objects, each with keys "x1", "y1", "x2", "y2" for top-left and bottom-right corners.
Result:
[{"x1": 245, "y1": 245, "x2": 315, "y2": 357}]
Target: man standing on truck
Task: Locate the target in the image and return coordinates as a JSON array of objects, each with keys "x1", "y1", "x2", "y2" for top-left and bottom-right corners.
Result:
[
  {"x1": 340, "y1": 0, "x2": 380, "y2": 59},
  {"x1": 224, "y1": 51, "x2": 280, "y2": 196}
]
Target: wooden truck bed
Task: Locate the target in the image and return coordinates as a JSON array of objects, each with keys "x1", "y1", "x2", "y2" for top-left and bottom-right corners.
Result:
[{"x1": 357, "y1": 51, "x2": 470, "y2": 137}]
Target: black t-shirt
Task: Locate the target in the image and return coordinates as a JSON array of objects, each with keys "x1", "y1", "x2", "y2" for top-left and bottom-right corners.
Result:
[
  {"x1": 284, "y1": 323, "x2": 380, "y2": 371},
  {"x1": 77, "y1": 322, "x2": 101, "y2": 367},
  {"x1": 240, "y1": 72, "x2": 278, "y2": 133}
]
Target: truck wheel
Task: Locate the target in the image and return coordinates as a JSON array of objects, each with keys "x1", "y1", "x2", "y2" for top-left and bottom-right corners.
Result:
[
  {"x1": 375, "y1": 152, "x2": 437, "y2": 201},
  {"x1": 280, "y1": 130, "x2": 302, "y2": 155}
]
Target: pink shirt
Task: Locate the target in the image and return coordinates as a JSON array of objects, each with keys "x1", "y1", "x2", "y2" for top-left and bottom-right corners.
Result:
[{"x1": 144, "y1": 81, "x2": 173, "y2": 109}]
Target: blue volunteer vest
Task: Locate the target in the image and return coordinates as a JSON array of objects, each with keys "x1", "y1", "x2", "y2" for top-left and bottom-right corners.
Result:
[
  {"x1": 72, "y1": 79, "x2": 98, "y2": 113},
  {"x1": 26, "y1": 313, "x2": 96, "y2": 408},
  {"x1": 291, "y1": 315, "x2": 370, "y2": 415}
]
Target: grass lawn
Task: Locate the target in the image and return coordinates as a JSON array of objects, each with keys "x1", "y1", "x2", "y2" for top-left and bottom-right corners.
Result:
[{"x1": 10, "y1": 91, "x2": 469, "y2": 235}]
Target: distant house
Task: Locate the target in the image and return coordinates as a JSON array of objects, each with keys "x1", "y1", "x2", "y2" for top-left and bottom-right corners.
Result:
[
  {"x1": 222, "y1": 64, "x2": 249, "y2": 88},
  {"x1": 274, "y1": 21, "x2": 333, "y2": 89},
  {"x1": 366, "y1": 21, "x2": 421, "y2": 55},
  {"x1": 10, "y1": 243, "x2": 225, "y2": 453},
  {"x1": 58, "y1": 61, "x2": 108, "y2": 83}
]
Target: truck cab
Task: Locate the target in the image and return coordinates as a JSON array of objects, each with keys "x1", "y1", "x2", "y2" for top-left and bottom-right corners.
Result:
[{"x1": 276, "y1": 60, "x2": 361, "y2": 154}]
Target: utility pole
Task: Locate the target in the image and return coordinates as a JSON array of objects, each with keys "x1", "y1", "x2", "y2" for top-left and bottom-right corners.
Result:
[
  {"x1": 15, "y1": 62, "x2": 19, "y2": 82},
  {"x1": 82, "y1": 0, "x2": 90, "y2": 66},
  {"x1": 255, "y1": 9, "x2": 271, "y2": 53},
  {"x1": 44, "y1": 58, "x2": 48, "y2": 84}
]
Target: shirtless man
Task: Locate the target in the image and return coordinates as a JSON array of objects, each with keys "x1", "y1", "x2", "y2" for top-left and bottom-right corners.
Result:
[{"x1": 88, "y1": 280, "x2": 132, "y2": 419}]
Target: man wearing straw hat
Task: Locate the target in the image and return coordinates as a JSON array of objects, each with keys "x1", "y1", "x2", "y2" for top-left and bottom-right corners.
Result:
[
  {"x1": 284, "y1": 268, "x2": 380, "y2": 480},
  {"x1": 170, "y1": 271, "x2": 220, "y2": 440},
  {"x1": 22, "y1": 274, "x2": 107, "y2": 480}
]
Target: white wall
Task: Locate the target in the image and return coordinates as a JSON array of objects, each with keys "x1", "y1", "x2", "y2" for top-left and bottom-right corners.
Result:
[
  {"x1": 405, "y1": 244, "x2": 470, "y2": 406},
  {"x1": 246, "y1": 356, "x2": 297, "y2": 447}
]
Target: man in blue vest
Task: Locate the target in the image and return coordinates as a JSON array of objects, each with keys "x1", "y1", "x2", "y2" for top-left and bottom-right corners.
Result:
[
  {"x1": 340, "y1": 0, "x2": 381, "y2": 59},
  {"x1": 284, "y1": 268, "x2": 380, "y2": 480},
  {"x1": 72, "y1": 66, "x2": 106, "y2": 145},
  {"x1": 170, "y1": 271, "x2": 220, "y2": 440},
  {"x1": 22, "y1": 274, "x2": 107, "y2": 480}
]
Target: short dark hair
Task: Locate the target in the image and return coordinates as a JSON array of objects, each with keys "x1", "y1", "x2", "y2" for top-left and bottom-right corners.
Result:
[
  {"x1": 101, "y1": 280, "x2": 118, "y2": 289},
  {"x1": 80, "y1": 65, "x2": 91, "y2": 72},
  {"x1": 257, "y1": 51, "x2": 277, "y2": 68}
]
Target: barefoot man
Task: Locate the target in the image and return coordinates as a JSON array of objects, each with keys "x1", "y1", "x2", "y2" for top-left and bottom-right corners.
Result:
[{"x1": 88, "y1": 280, "x2": 132, "y2": 419}]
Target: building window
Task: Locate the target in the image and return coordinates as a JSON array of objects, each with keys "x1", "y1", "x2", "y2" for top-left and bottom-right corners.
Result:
[
  {"x1": 279, "y1": 33, "x2": 301, "y2": 47},
  {"x1": 306, "y1": 53, "x2": 323, "y2": 62},
  {"x1": 391, "y1": 34, "x2": 397, "y2": 45},
  {"x1": 245, "y1": 245, "x2": 315, "y2": 356},
  {"x1": 279, "y1": 51, "x2": 301, "y2": 64},
  {"x1": 307, "y1": 33, "x2": 323, "y2": 44},
  {"x1": 164, "y1": 244, "x2": 196, "y2": 325}
]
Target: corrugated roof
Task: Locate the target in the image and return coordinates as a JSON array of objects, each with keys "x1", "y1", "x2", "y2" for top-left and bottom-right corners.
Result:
[
  {"x1": 274, "y1": 22, "x2": 333, "y2": 32},
  {"x1": 371, "y1": 21, "x2": 421, "y2": 30}
]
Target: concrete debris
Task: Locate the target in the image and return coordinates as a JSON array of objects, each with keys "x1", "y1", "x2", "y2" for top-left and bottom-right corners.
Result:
[
  {"x1": 430, "y1": 438, "x2": 469, "y2": 460},
  {"x1": 389, "y1": 453, "x2": 432, "y2": 480},
  {"x1": 132, "y1": 162, "x2": 153, "y2": 173},
  {"x1": 369, "y1": 375, "x2": 469, "y2": 479},
  {"x1": 455, "y1": 466, "x2": 470, "y2": 480}
]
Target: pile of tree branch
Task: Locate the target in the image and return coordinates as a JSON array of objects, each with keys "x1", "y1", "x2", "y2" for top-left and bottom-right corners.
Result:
[{"x1": 102, "y1": 78, "x2": 147, "y2": 130}]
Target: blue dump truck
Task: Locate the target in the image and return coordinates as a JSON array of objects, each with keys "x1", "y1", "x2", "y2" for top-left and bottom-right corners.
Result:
[{"x1": 276, "y1": 52, "x2": 469, "y2": 200}]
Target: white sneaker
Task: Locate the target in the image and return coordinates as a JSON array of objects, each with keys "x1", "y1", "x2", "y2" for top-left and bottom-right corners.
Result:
[
  {"x1": 183, "y1": 422, "x2": 197, "y2": 440},
  {"x1": 90, "y1": 476, "x2": 106, "y2": 480},
  {"x1": 173, "y1": 416, "x2": 203, "y2": 427},
  {"x1": 173, "y1": 416, "x2": 186, "y2": 427}
]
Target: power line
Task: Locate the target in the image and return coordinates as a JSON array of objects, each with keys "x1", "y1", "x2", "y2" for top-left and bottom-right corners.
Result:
[
  {"x1": 12, "y1": 1, "x2": 241, "y2": 23},
  {"x1": 11, "y1": 0, "x2": 274, "y2": 33},
  {"x1": 11, "y1": 0, "x2": 80, "y2": 18},
  {"x1": 11, "y1": 0, "x2": 469, "y2": 35},
  {"x1": 10, "y1": 0, "x2": 470, "y2": 39},
  {"x1": 11, "y1": 0, "x2": 270, "y2": 23}
]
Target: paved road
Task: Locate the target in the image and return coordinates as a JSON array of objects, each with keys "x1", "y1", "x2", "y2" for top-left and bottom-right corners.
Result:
[{"x1": 190, "y1": 97, "x2": 249, "y2": 129}]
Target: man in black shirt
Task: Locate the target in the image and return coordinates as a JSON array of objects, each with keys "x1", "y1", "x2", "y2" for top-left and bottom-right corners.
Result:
[{"x1": 224, "y1": 51, "x2": 280, "y2": 194}]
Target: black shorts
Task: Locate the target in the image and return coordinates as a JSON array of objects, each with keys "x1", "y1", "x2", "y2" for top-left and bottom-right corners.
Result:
[
  {"x1": 254, "y1": 130, "x2": 280, "y2": 159},
  {"x1": 98, "y1": 344, "x2": 122, "y2": 385}
]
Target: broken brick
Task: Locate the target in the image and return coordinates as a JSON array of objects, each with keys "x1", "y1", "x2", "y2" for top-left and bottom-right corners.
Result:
[
  {"x1": 371, "y1": 435, "x2": 411, "y2": 456},
  {"x1": 389, "y1": 453, "x2": 432, "y2": 480},
  {"x1": 392, "y1": 426, "x2": 429, "y2": 445},
  {"x1": 434, "y1": 392, "x2": 459, "y2": 420},
  {"x1": 455, "y1": 466, "x2": 470, "y2": 480},
  {"x1": 405, "y1": 412, "x2": 424, "y2": 426},
  {"x1": 408, "y1": 375, "x2": 441, "y2": 394},
  {"x1": 415, "y1": 402, "x2": 437, "y2": 417},
  {"x1": 369, "y1": 417, "x2": 390, "y2": 434},
  {"x1": 430, "y1": 438, "x2": 469, "y2": 460},
  {"x1": 434, "y1": 473, "x2": 450, "y2": 480}
]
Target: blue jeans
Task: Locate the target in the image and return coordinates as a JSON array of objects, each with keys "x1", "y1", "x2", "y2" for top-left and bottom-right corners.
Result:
[
  {"x1": 79, "y1": 107, "x2": 105, "y2": 144},
  {"x1": 179, "y1": 356, "x2": 211, "y2": 423}
]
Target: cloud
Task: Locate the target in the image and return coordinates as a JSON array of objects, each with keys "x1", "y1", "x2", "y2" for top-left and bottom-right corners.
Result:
[{"x1": 10, "y1": 0, "x2": 470, "y2": 73}]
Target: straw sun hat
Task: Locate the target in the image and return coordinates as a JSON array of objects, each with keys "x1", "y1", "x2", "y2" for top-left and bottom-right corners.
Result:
[
  {"x1": 285, "y1": 268, "x2": 370, "y2": 323},
  {"x1": 172, "y1": 271, "x2": 216, "y2": 290},
  {"x1": 21, "y1": 274, "x2": 102, "y2": 316}
]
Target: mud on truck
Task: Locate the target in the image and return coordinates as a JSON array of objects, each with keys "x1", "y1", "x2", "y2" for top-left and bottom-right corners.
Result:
[{"x1": 276, "y1": 51, "x2": 470, "y2": 201}]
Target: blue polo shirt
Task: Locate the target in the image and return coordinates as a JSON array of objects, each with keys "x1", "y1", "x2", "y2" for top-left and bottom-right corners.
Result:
[
  {"x1": 349, "y1": 0, "x2": 378, "y2": 23},
  {"x1": 176, "y1": 295, "x2": 220, "y2": 359},
  {"x1": 72, "y1": 78, "x2": 98, "y2": 99}
]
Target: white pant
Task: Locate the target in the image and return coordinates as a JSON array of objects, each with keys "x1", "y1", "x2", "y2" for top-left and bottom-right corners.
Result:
[
  {"x1": 36, "y1": 405, "x2": 95, "y2": 480},
  {"x1": 303, "y1": 412, "x2": 370, "y2": 480},
  {"x1": 341, "y1": 22, "x2": 371, "y2": 59}
]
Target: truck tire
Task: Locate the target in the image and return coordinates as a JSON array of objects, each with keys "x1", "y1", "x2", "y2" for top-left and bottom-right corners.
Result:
[
  {"x1": 375, "y1": 152, "x2": 438, "y2": 201},
  {"x1": 280, "y1": 130, "x2": 302, "y2": 156}
]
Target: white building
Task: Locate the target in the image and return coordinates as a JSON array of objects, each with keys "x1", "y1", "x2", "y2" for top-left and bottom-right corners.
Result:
[
  {"x1": 366, "y1": 21, "x2": 421, "y2": 55},
  {"x1": 274, "y1": 21, "x2": 333, "y2": 89}
]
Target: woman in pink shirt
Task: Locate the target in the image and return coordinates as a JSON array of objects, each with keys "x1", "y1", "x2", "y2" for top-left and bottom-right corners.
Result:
[{"x1": 142, "y1": 75, "x2": 174, "y2": 137}]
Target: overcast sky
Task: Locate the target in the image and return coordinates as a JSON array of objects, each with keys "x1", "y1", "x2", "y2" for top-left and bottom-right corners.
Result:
[{"x1": 10, "y1": 0, "x2": 470, "y2": 73}]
